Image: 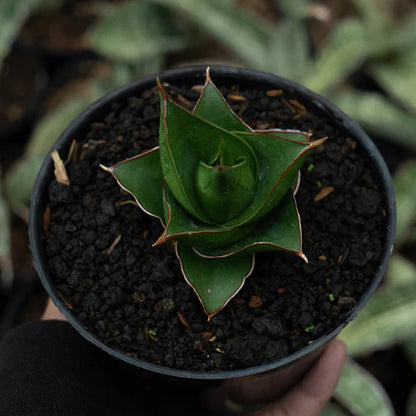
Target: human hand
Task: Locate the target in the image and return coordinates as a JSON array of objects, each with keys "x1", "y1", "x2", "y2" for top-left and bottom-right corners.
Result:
[
  {"x1": 203, "y1": 339, "x2": 346, "y2": 416},
  {"x1": 41, "y1": 298, "x2": 66, "y2": 321}
]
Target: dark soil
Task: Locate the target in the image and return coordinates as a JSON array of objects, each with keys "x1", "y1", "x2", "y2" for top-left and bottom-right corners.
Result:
[{"x1": 44, "y1": 80, "x2": 386, "y2": 371}]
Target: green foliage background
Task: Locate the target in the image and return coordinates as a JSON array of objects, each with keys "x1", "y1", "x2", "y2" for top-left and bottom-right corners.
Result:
[{"x1": 1, "y1": 1, "x2": 416, "y2": 414}]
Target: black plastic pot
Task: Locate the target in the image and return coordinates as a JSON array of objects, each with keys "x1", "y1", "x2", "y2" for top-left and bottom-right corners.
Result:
[{"x1": 29, "y1": 65, "x2": 396, "y2": 393}]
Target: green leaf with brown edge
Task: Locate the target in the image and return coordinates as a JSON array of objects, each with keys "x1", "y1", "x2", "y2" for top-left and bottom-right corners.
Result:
[
  {"x1": 109, "y1": 69, "x2": 324, "y2": 318},
  {"x1": 193, "y1": 69, "x2": 250, "y2": 132},
  {"x1": 258, "y1": 129, "x2": 311, "y2": 142},
  {"x1": 154, "y1": 184, "x2": 255, "y2": 248},
  {"x1": 196, "y1": 191, "x2": 306, "y2": 260},
  {"x1": 192, "y1": 74, "x2": 309, "y2": 222},
  {"x1": 192, "y1": 71, "x2": 312, "y2": 144},
  {"x1": 109, "y1": 147, "x2": 164, "y2": 221},
  {"x1": 223, "y1": 133, "x2": 325, "y2": 227},
  {"x1": 193, "y1": 71, "x2": 311, "y2": 142},
  {"x1": 176, "y1": 244, "x2": 254, "y2": 319},
  {"x1": 159, "y1": 83, "x2": 318, "y2": 227},
  {"x1": 158, "y1": 83, "x2": 258, "y2": 223},
  {"x1": 195, "y1": 154, "x2": 257, "y2": 223}
]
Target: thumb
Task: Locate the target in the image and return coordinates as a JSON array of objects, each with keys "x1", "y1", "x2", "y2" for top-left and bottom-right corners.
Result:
[{"x1": 251, "y1": 340, "x2": 346, "y2": 416}]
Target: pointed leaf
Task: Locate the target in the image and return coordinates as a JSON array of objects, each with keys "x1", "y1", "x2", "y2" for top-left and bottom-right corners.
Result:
[
  {"x1": 155, "y1": 184, "x2": 254, "y2": 248},
  {"x1": 158, "y1": 89, "x2": 257, "y2": 223},
  {"x1": 197, "y1": 191, "x2": 303, "y2": 259},
  {"x1": 193, "y1": 71, "x2": 250, "y2": 132},
  {"x1": 110, "y1": 148, "x2": 164, "y2": 220},
  {"x1": 195, "y1": 156, "x2": 256, "y2": 223},
  {"x1": 89, "y1": 1, "x2": 186, "y2": 62},
  {"x1": 335, "y1": 359, "x2": 395, "y2": 416},
  {"x1": 223, "y1": 132, "x2": 323, "y2": 227},
  {"x1": 176, "y1": 244, "x2": 254, "y2": 318},
  {"x1": 257, "y1": 129, "x2": 311, "y2": 142}
]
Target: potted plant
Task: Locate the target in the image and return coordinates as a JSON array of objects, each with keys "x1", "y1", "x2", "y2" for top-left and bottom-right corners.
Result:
[{"x1": 29, "y1": 65, "x2": 395, "y2": 393}]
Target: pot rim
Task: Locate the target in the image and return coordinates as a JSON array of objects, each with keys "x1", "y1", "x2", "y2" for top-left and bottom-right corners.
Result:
[{"x1": 29, "y1": 64, "x2": 396, "y2": 380}]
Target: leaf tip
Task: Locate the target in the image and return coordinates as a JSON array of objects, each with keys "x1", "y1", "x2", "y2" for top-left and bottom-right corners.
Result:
[
  {"x1": 204, "y1": 304, "x2": 221, "y2": 321},
  {"x1": 310, "y1": 137, "x2": 327, "y2": 149},
  {"x1": 152, "y1": 225, "x2": 170, "y2": 246},
  {"x1": 206, "y1": 309, "x2": 222, "y2": 321},
  {"x1": 156, "y1": 77, "x2": 168, "y2": 98},
  {"x1": 99, "y1": 164, "x2": 112, "y2": 173},
  {"x1": 205, "y1": 66, "x2": 212, "y2": 83},
  {"x1": 299, "y1": 252, "x2": 309, "y2": 263},
  {"x1": 152, "y1": 236, "x2": 165, "y2": 247}
]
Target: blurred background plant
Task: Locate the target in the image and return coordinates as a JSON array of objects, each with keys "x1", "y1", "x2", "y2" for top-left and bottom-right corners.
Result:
[{"x1": 0, "y1": 0, "x2": 415, "y2": 414}]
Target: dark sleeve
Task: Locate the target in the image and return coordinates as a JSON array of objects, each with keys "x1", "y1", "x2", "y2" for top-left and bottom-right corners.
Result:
[
  {"x1": 0, "y1": 321, "x2": 205, "y2": 416},
  {"x1": 0, "y1": 321, "x2": 154, "y2": 416}
]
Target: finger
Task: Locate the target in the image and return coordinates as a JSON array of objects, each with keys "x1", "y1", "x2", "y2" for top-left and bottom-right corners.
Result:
[
  {"x1": 252, "y1": 339, "x2": 346, "y2": 416},
  {"x1": 202, "y1": 345, "x2": 324, "y2": 410},
  {"x1": 41, "y1": 298, "x2": 67, "y2": 321}
]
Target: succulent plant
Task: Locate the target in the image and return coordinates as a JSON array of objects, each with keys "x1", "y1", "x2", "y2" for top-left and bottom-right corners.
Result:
[{"x1": 103, "y1": 69, "x2": 326, "y2": 319}]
